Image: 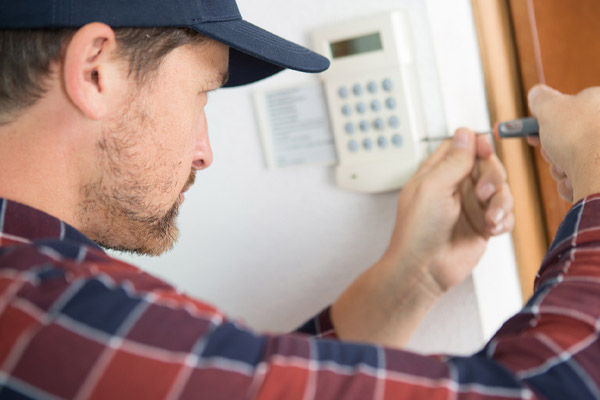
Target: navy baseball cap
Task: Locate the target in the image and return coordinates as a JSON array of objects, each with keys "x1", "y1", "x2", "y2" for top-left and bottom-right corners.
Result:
[{"x1": 0, "y1": 0, "x2": 330, "y2": 87}]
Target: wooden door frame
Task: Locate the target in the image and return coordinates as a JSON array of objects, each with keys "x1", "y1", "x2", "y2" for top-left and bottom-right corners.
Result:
[{"x1": 471, "y1": 0, "x2": 547, "y2": 301}]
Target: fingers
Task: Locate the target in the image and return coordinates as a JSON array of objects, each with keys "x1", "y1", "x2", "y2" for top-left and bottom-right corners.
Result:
[
  {"x1": 427, "y1": 128, "x2": 476, "y2": 188},
  {"x1": 460, "y1": 144, "x2": 513, "y2": 237},
  {"x1": 527, "y1": 136, "x2": 541, "y2": 147},
  {"x1": 551, "y1": 163, "x2": 574, "y2": 202},
  {"x1": 550, "y1": 162, "x2": 567, "y2": 181},
  {"x1": 474, "y1": 152, "x2": 507, "y2": 204},
  {"x1": 528, "y1": 84, "x2": 564, "y2": 118},
  {"x1": 414, "y1": 139, "x2": 452, "y2": 179},
  {"x1": 475, "y1": 132, "x2": 494, "y2": 160},
  {"x1": 485, "y1": 182, "x2": 514, "y2": 235},
  {"x1": 557, "y1": 178, "x2": 574, "y2": 202}
]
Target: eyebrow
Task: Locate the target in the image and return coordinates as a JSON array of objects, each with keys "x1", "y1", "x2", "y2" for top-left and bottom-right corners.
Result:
[
  {"x1": 218, "y1": 70, "x2": 230, "y2": 88},
  {"x1": 205, "y1": 70, "x2": 230, "y2": 93}
]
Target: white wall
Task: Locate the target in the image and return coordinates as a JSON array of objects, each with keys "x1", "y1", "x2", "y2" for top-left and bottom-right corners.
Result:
[{"x1": 113, "y1": 0, "x2": 522, "y2": 356}]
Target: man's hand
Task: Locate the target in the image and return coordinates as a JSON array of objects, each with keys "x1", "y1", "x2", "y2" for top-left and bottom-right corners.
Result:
[
  {"x1": 331, "y1": 129, "x2": 514, "y2": 347},
  {"x1": 527, "y1": 133, "x2": 574, "y2": 202},
  {"x1": 528, "y1": 84, "x2": 600, "y2": 202},
  {"x1": 386, "y1": 129, "x2": 513, "y2": 294}
]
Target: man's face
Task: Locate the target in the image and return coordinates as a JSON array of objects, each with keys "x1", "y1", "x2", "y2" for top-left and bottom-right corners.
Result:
[{"x1": 79, "y1": 39, "x2": 229, "y2": 256}]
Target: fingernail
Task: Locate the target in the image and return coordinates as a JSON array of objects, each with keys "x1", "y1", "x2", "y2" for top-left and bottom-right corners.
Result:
[
  {"x1": 477, "y1": 183, "x2": 495, "y2": 200},
  {"x1": 492, "y1": 209, "x2": 505, "y2": 224},
  {"x1": 565, "y1": 179, "x2": 572, "y2": 190},
  {"x1": 453, "y1": 129, "x2": 469, "y2": 148},
  {"x1": 491, "y1": 223, "x2": 504, "y2": 235}
]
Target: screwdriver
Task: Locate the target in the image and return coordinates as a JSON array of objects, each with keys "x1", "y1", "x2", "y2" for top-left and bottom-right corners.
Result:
[{"x1": 422, "y1": 117, "x2": 539, "y2": 142}]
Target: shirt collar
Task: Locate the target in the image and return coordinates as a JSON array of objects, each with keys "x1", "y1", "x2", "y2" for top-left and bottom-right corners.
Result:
[{"x1": 0, "y1": 198, "x2": 102, "y2": 251}]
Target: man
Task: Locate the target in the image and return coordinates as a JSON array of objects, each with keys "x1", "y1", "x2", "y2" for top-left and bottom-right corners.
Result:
[{"x1": 1, "y1": 0, "x2": 590, "y2": 399}]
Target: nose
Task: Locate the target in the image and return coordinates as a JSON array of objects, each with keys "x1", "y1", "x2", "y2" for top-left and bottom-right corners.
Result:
[{"x1": 192, "y1": 112, "x2": 213, "y2": 170}]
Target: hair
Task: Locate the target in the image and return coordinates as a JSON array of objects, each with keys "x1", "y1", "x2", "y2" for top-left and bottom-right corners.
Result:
[{"x1": 0, "y1": 27, "x2": 207, "y2": 124}]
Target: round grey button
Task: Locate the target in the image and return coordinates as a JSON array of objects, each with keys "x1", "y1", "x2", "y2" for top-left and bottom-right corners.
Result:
[
  {"x1": 348, "y1": 140, "x2": 359, "y2": 152},
  {"x1": 385, "y1": 97, "x2": 397, "y2": 110},
  {"x1": 338, "y1": 86, "x2": 349, "y2": 98},
  {"x1": 389, "y1": 115, "x2": 400, "y2": 128},
  {"x1": 344, "y1": 122, "x2": 355, "y2": 134},
  {"x1": 367, "y1": 81, "x2": 378, "y2": 94},
  {"x1": 373, "y1": 118, "x2": 385, "y2": 130},
  {"x1": 377, "y1": 136, "x2": 388, "y2": 148},
  {"x1": 363, "y1": 138, "x2": 373, "y2": 150},
  {"x1": 359, "y1": 120, "x2": 370, "y2": 132},
  {"x1": 356, "y1": 102, "x2": 366, "y2": 114},
  {"x1": 341, "y1": 104, "x2": 352, "y2": 116},
  {"x1": 370, "y1": 100, "x2": 382, "y2": 112},
  {"x1": 382, "y1": 78, "x2": 393, "y2": 92},
  {"x1": 392, "y1": 134, "x2": 403, "y2": 147},
  {"x1": 352, "y1": 84, "x2": 363, "y2": 96}
]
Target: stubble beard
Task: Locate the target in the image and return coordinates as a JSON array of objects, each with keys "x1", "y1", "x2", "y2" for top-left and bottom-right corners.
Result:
[{"x1": 78, "y1": 95, "x2": 196, "y2": 257}]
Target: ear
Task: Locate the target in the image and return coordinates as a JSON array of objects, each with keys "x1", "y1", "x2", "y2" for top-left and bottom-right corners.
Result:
[{"x1": 63, "y1": 23, "x2": 119, "y2": 120}]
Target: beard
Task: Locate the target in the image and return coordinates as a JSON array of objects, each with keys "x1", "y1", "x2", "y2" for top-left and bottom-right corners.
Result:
[{"x1": 77, "y1": 95, "x2": 197, "y2": 256}]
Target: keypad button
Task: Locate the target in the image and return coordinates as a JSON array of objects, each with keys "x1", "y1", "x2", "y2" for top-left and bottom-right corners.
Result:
[
  {"x1": 352, "y1": 84, "x2": 363, "y2": 96},
  {"x1": 392, "y1": 134, "x2": 403, "y2": 147},
  {"x1": 377, "y1": 136, "x2": 388, "y2": 148},
  {"x1": 370, "y1": 100, "x2": 382, "y2": 112},
  {"x1": 389, "y1": 115, "x2": 400, "y2": 128},
  {"x1": 363, "y1": 138, "x2": 373, "y2": 150},
  {"x1": 373, "y1": 118, "x2": 385, "y2": 131},
  {"x1": 348, "y1": 140, "x2": 359, "y2": 152},
  {"x1": 359, "y1": 121, "x2": 370, "y2": 132},
  {"x1": 338, "y1": 86, "x2": 349, "y2": 99},
  {"x1": 356, "y1": 102, "x2": 366, "y2": 114},
  {"x1": 385, "y1": 97, "x2": 397, "y2": 110},
  {"x1": 367, "y1": 81, "x2": 378, "y2": 94},
  {"x1": 341, "y1": 104, "x2": 352, "y2": 116},
  {"x1": 344, "y1": 122, "x2": 355, "y2": 134},
  {"x1": 382, "y1": 78, "x2": 393, "y2": 92}
]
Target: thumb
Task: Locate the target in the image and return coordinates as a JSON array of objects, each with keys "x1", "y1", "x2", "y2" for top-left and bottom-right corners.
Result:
[
  {"x1": 428, "y1": 128, "x2": 476, "y2": 188},
  {"x1": 528, "y1": 84, "x2": 563, "y2": 117}
]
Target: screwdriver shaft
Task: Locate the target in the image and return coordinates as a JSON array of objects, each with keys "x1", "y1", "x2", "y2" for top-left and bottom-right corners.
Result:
[{"x1": 422, "y1": 117, "x2": 539, "y2": 142}]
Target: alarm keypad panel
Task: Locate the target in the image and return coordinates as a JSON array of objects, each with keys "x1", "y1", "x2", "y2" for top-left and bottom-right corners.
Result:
[
  {"x1": 312, "y1": 11, "x2": 429, "y2": 193},
  {"x1": 334, "y1": 77, "x2": 404, "y2": 155}
]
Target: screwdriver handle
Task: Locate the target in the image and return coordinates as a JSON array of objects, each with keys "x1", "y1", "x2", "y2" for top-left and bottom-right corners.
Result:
[{"x1": 494, "y1": 117, "x2": 539, "y2": 139}]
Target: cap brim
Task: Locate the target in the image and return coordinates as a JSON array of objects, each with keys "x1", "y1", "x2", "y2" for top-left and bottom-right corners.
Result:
[{"x1": 191, "y1": 19, "x2": 330, "y2": 87}]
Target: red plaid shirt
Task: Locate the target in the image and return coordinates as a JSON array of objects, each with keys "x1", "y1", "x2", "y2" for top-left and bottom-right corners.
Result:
[{"x1": 1, "y1": 196, "x2": 600, "y2": 399}]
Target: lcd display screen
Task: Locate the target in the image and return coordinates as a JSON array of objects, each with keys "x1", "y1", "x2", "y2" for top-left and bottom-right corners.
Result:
[{"x1": 330, "y1": 32, "x2": 383, "y2": 59}]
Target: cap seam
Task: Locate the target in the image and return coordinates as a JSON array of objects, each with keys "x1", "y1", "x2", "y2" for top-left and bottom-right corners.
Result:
[
  {"x1": 51, "y1": 0, "x2": 57, "y2": 25},
  {"x1": 193, "y1": 14, "x2": 241, "y2": 23}
]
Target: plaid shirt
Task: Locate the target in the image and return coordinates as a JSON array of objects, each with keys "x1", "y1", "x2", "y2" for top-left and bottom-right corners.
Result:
[{"x1": 1, "y1": 197, "x2": 599, "y2": 399}]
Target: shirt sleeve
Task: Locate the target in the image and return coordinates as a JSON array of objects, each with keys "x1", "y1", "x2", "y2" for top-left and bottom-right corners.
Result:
[
  {"x1": 4, "y1": 195, "x2": 600, "y2": 399},
  {"x1": 294, "y1": 306, "x2": 338, "y2": 339}
]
